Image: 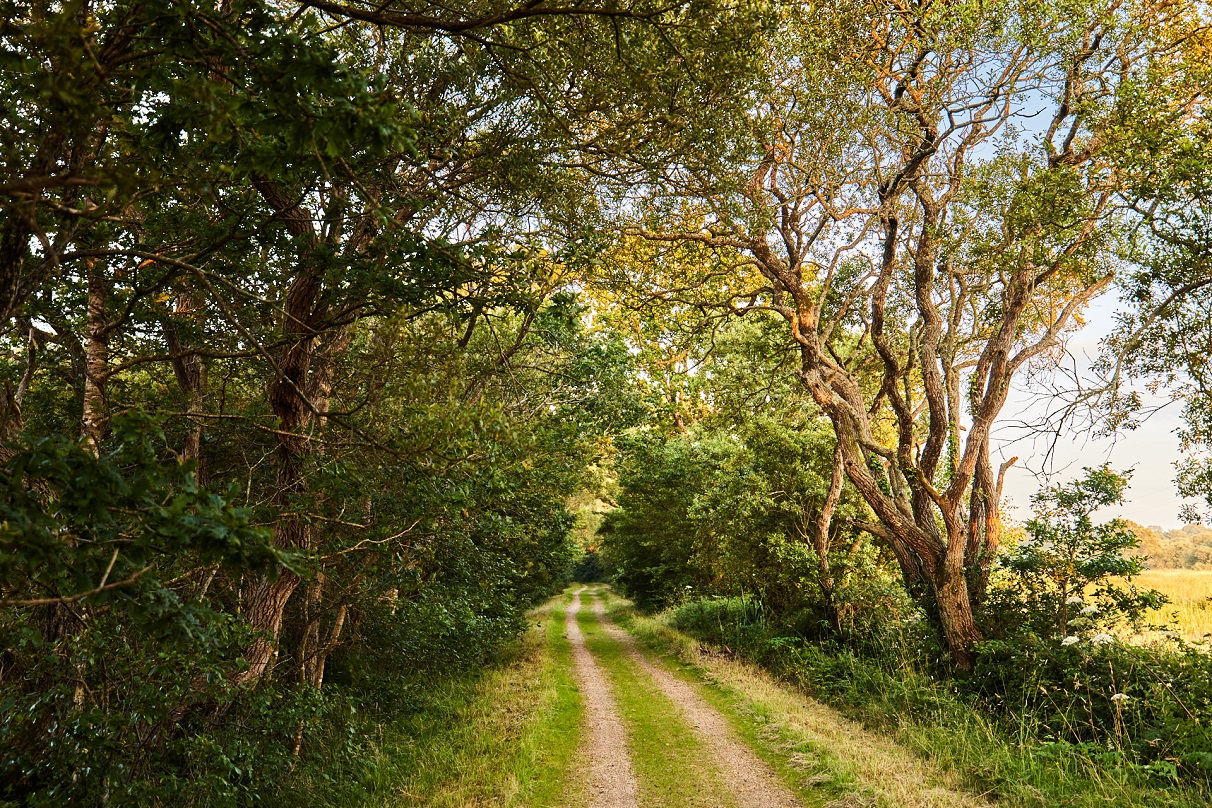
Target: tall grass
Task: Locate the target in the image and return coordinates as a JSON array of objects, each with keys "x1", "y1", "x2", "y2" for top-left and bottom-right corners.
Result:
[
  {"x1": 1133, "y1": 570, "x2": 1212, "y2": 642},
  {"x1": 666, "y1": 597, "x2": 1211, "y2": 808}
]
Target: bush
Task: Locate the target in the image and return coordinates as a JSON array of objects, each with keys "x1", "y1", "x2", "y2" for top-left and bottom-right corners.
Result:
[
  {"x1": 669, "y1": 596, "x2": 768, "y2": 647},
  {"x1": 984, "y1": 465, "x2": 1167, "y2": 642},
  {"x1": 959, "y1": 466, "x2": 1212, "y2": 785},
  {"x1": 970, "y1": 634, "x2": 1212, "y2": 787}
]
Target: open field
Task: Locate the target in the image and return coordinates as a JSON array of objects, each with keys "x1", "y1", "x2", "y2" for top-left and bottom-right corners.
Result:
[{"x1": 1133, "y1": 570, "x2": 1212, "y2": 642}]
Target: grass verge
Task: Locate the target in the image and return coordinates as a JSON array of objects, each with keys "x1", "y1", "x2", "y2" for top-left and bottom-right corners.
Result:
[
  {"x1": 652, "y1": 593, "x2": 1210, "y2": 808},
  {"x1": 329, "y1": 594, "x2": 583, "y2": 807}
]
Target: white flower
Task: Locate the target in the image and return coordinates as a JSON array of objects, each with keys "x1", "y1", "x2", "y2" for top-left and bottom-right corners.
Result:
[
  {"x1": 1066, "y1": 595, "x2": 1084, "y2": 606},
  {"x1": 1091, "y1": 633, "x2": 1114, "y2": 646},
  {"x1": 1110, "y1": 693, "x2": 1129, "y2": 703},
  {"x1": 1061, "y1": 635, "x2": 1080, "y2": 646},
  {"x1": 1080, "y1": 605, "x2": 1100, "y2": 615}
]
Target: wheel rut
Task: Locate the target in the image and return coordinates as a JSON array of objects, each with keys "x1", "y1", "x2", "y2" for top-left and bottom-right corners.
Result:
[
  {"x1": 587, "y1": 591, "x2": 802, "y2": 808},
  {"x1": 566, "y1": 587, "x2": 640, "y2": 808}
]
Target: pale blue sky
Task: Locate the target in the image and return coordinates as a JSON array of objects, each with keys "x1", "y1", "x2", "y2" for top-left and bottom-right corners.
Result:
[{"x1": 992, "y1": 294, "x2": 1190, "y2": 529}]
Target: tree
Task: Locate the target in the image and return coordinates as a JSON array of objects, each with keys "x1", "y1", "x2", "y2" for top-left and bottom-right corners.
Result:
[
  {"x1": 993, "y1": 465, "x2": 1166, "y2": 642},
  {"x1": 0, "y1": 0, "x2": 758, "y2": 797},
  {"x1": 613, "y1": 0, "x2": 1209, "y2": 668},
  {"x1": 1098, "y1": 27, "x2": 1212, "y2": 521}
]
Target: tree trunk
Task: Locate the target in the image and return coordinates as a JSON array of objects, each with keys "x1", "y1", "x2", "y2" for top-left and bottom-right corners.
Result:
[
  {"x1": 164, "y1": 291, "x2": 208, "y2": 484},
  {"x1": 235, "y1": 176, "x2": 323, "y2": 686},
  {"x1": 299, "y1": 575, "x2": 346, "y2": 688},
  {"x1": 237, "y1": 573, "x2": 299, "y2": 684},
  {"x1": 235, "y1": 342, "x2": 315, "y2": 685},
  {"x1": 82, "y1": 260, "x2": 109, "y2": 451},
  {"x1": 935, "y1": 532, "x2": 982, "y2": 672},
  {"x1": 812, "y1": 443, "x2": 845, "y2": 635},
  {"x1": 0, "y1": 321, "x2": 36, "y2": 439},
  {"x1": 293, "y1": 331, "x2": 350, "y2": 688}
]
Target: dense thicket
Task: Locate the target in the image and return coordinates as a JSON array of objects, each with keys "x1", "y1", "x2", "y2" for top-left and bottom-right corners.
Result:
[{"x1": 0, "y1": 0, "x2": 751, "y2": 802}]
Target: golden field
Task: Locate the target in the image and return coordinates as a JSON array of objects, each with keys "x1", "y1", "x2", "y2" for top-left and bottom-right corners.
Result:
[{"x1": 1132, "y1": 570, "x2": 1212, "y2": 643}]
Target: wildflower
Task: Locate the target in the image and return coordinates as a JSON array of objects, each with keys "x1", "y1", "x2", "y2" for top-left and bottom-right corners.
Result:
[
  {"x1": 1091, "y1": 633, "x2": 1114, "y2": 645},
  {"x1": 1061, "y1": 635, "x2": 1080, "y2": 646},
  {"x1": 1080, "y1": 605, "x2": 1099, "y2": 615},
  {"x1": 1065, "y1": 595, "x2": 1084, "y2": 606},
  {"x1": 1111, "y1": 693, "x2": 1129, "y2": 703}
]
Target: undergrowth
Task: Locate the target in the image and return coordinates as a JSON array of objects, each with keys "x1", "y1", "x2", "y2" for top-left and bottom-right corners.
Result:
[
  {"x1": 274, "y1": 597, "x2": 581, "y2": 807},
  {"x1": 664, "y1": 596, "x2": 1211, "y2": 808}
]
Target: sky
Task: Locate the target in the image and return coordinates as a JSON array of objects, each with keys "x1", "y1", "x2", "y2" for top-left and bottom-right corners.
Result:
[{"x1": 991, "y1": 294, "x2": 1192, "y2": 530}]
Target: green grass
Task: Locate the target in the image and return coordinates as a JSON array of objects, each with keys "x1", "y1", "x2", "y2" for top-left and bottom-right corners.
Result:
[
  {"x1": 328, "y1": 594, "x2": 583, "y2": 807},
  {"x1": 656, "y1": 594, "x2": 1211, "y2": 808},
  {"x1": 594, "y1": 588, "x2": 886, "y2": 808},
  {"x1": 575, "y1": 590, "x2": 739, "y2": 807},
  {"x1": 774, "y1": 651, "x2": 1206, "y2": 808}
]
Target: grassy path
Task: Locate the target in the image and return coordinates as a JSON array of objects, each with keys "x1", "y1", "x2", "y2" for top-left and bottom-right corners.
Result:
[
  {"x1": 584, "y1": 584, "x2": 991, "y2": 808},
  {"x1": 382, "y1": 586, "x2": 991, "y2": 807},
  {"x1": 565, "y1": 587, "x2": 640, "y2": 807},
  {"x1": 573, "y1": 586, "x2": 741, "y2": 807},
  {"x1": 586, "y1": 592, "x2": 800, "y2": 806}
]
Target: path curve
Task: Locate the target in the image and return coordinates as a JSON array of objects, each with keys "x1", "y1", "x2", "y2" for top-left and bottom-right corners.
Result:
[
  {"x1": 567, "y1": 587, "x2": 640, "y2": 808},
  {"x1": 590, "y1": 591, "x2": 802, "y2": 808}
]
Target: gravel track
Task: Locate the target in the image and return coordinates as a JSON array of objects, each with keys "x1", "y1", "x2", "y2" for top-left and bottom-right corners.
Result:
[
  {"x1": 566, "y1": 587, "x2": 640, "y2": 808},
  {"x1": 589, "y1": 592, "x2": 802, "y2": 808}
]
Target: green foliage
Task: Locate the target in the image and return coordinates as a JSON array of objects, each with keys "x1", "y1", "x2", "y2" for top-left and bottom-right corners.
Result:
[
  {"x1": 601, "y1": 414, "x2": 899, "y2": 639},
  {"x1": 967, "y1": 468, "x2": 1212, "y2": 789},
  {"x1": 987, "y1": 465, "x2": 1167, "y2": 641},
  {"x1": 970, "y1": 631, "x2": 1212, "y2": 789},
  {"x1": 599, "y1": 432, "x2": 713, "y2": 610},
  {"x1": 570, "y1": 550, "x2": 607, "y2": 583},
  {"x1": 0, "y1": 416, "x2": 303, "y2": 805},
  {"x1": 0, "y1": 413, "x2": 281, "y2": 597}
]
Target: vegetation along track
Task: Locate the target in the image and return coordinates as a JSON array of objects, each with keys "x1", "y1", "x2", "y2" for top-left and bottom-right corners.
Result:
[{"x1": 564, "y1": 585, "x2": 985, "y2": 807}]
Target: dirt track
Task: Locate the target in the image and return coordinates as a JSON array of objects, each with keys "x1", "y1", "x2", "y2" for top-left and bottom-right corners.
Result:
[
  {"x1": 566, "y1": 588, "x2": 640, "y2": 808},
  {"x1": 590, "y1": 596, "x2": 801, "y2": 807},
  {"x1": 564, "y1": 585, "x2": 989, "y2": 808}
]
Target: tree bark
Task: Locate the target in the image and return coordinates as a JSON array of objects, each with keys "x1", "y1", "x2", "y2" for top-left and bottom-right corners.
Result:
[
  {"x1": 82, "y1": 260, "x2": 109, "y2": 451},
  {"x1": 164, "y1": 291, "x2": 208, "y2": 484},
  {"x1": 811, "y1": 442, "x2": 845, "y2": 634},
  {"x1": 236, "y1": 176, "x2": 323, "y2": 686}
]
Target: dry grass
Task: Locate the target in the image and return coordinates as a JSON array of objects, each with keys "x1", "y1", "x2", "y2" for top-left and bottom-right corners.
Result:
[
  {"x1": 687, "y1": 655, "x2": 990, "y2": 808},
  {"x1": 1132, "y1": 569, "x2": 1212, "y2": 643}
]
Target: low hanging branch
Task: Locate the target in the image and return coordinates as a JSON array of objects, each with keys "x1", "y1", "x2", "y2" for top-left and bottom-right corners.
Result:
[{"x1": 0, "y1": 565, "x2": 154, "y2": 608}]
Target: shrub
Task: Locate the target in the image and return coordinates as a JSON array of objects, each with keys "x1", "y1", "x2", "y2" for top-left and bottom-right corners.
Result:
[{"x1": 984, "y1": 465, "x2": 1167, "y2": 642}]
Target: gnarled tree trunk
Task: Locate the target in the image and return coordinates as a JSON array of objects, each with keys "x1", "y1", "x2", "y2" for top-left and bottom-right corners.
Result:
[
  {"x1": 236, "y1": 177, "x2": 323, "y2": 686},
  {"x1": 164, "y1": 290, "x2": 208, "y2": 484}
]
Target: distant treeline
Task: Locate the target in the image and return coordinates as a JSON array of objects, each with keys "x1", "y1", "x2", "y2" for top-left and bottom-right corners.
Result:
[{"x1": 1127, "y1": 523, "x2": 1212, "y2": 569}]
